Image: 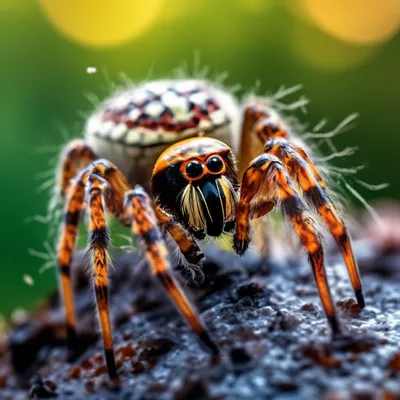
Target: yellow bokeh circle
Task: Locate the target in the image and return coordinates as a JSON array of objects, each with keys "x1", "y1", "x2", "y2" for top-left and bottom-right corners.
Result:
[
  {"x1": 301, "y1": 0, "x2": 400, "y2": 45},
  {"x1": 39, "y1": 0, "x2": 164, "y2": 47},
  {"x1": 292, "y1": 21, "x2": 379, "y2": 70}
]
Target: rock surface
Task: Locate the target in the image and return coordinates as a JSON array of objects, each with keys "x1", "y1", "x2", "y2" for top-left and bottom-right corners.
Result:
[{"x1": 0, "y1": 234, "x2": 399, "y2": 400}]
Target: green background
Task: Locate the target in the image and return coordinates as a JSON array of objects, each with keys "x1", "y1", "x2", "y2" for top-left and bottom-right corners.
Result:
[{"x1": 0, "y1": 1, "x2": 399, "y2": 317}]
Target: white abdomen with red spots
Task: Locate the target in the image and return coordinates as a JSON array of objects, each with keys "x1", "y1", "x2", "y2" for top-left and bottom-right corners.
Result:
[{"x1": 85, "y1": 80, "x2": 239, "y2": 188}]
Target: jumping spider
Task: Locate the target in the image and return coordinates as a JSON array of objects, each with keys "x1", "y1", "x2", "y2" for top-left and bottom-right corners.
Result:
[{"x1": 54, "y1": 79, "x2": 364, "y2": 380}]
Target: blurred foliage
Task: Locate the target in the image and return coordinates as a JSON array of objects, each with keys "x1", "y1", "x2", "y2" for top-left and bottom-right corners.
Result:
[{"x1": 0, "y1": 1, "x2": 399, "y2": 316}]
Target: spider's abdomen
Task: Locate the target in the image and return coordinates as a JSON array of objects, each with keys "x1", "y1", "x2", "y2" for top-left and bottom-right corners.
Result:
[{"x1": 85, "y1": 80, "x2": 239, "y2": 188}]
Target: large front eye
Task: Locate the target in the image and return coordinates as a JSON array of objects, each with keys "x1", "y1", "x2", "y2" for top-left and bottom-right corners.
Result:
[
  {"x1": 185, "y1": 160, "x2": 204, "y2": 179},
  {"x1": 206, "y1": 155, "x2": 224, "y2": 174}
]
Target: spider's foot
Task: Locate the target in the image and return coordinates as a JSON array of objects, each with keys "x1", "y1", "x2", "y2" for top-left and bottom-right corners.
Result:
[
  {"x1": 105, "y1": 349, "x2": 119, "y2": 382},
  {"x1": 355, "y1": 289, "x2": 365, "y2": 309},
  {"x1": 233, "y1": 235, "x2": 249, "y2": 256},
  {"x1": 328, "y1": 315, "x2": 343, "y2": 337},
  {"x1": 66, "y1": 325, "x2": 81, "y2": 362},
  {"x1": 198, "y1": 330, "x2": 220, "y2": 357}
]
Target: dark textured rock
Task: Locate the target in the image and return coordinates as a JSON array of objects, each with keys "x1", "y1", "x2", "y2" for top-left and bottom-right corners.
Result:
[
  {"x1": 29, "y1": 377, "x2": 58, "y2": 398},
  {"x1": 0, "y1": 238, "x2": 399, "y2": 400},
  {"x1": 230, "y1": 346, "x2": 252, "y2": 364}
]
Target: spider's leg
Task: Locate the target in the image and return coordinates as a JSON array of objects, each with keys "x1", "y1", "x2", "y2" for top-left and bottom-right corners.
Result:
[
  {"x1": 249, "y1": 201, "x2": 275, "y2": 220},
  {"x1": 234, "y1": 155, "x2": 341, "y2": 335},
  {"x1": 57, "y1": 169, "x2": 89, "y2": 352},
  {"x1": 56, "y1": 158, "x2": 130, "y2": 377},
  {"x1": 272, "y1": 145, "x2": 364, "y2": 308},
  {"x1": 238, "y1": 103, "x2": 271, "y2": 178},
  {"x1": 55, "y1": 141, "x2": 97, "y2": 348},
  {"x1": 57, "y1": 140, "x2": 97, "y2": 197},
  {"x1": 86, "y1": 174, "x2": 118, "y2": 380},
  {"x1": 125, "y1": 186, "x2": 219, "y2": 356},
  {"x1": 238, "y1": 103, "x2": 289, "y2": 255},
  {"x1": 294, "y1": 147, "x2": 326, "y2": 190},
  {"x1": 155, "y1": 206, "x2": 205, "y2": 266}
]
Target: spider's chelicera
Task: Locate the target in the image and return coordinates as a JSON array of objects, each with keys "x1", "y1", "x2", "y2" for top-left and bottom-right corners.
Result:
[{"x1": 54, "y1": 79, "x2": 364, "y2": 381}]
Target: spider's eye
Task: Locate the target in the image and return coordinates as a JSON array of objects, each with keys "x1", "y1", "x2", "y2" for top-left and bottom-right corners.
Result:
[
  {"x1": 185, "y1": 160, "x2": 204, "y2": 179},
  {"x1": 206, "y1": 156, "x2": 224, "y2": 174}
]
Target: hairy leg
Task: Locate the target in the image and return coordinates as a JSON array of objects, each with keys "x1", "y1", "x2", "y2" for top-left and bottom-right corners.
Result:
[
  {"x1": 55, "y1": 141, "x2": 98, "y2": 349},
  {"x1": 57, "y1": 140, "x2": 97, "y2": 197},
  {"x1": 234, "y1": 155, "x2": 341, "y2": 334},
  {"x1": 238, "y1": 103, "x2": 290, "y2": 255},
  {"x1": 125, "y1": 186, "x2": 219, "y2": 355},
  {"x1": 57, "y1": 169, "x2": 88, "y2": 351},
  {"x1": 56, "y1": 159, "x2": 130, "y2": 370},
  {"x1": 267, "y1": 142, "x2": 364, "y2": 308},
  {"x1": 238, "y1": 103, "x2": 271, "y2": 178},
  {"x1": 87, "y1": 174, "x2": 118, "y2": 380},
  {"x1": 155, "y1": 206, "x2": 205, "y2": 265}
]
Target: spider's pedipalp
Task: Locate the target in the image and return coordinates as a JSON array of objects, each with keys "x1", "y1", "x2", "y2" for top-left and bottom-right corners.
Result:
[{"x1": 155, "y1": 206, "x2": 205, "y2": 268}]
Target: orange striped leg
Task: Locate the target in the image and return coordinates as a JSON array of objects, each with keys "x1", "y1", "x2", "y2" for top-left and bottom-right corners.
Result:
[
  {"x1": 155, "y1": 206, "x2": 204, "y2": 265},
  {"x1": 125, "y1": 186, "x2": 219, "y2": 355},
  {"x1": 234, "y1": 155, "x2": 341, "y2": 334},
  {"x1": 87, "y1": 174, "x2": 118, "y2": 380},
  {"x1": 57, "y1": 140, "x2": 97, "y2": 197},
  {"x1": 55, "y1": 142, "x2": 97, "y2": 348},
  {"x1": 313, "y1": 188, "x2": 364, "y2": 307},
  {"x1": 85, "y1": 160, "x2": 131, "y2": 225},
  {"x1": 239, "y1": 103, "x2": 272, "y2": 178},
  {"x1": 233, "y1": 154, "x2": 279, "y2": 255},
  {"x1": 250, "y1": 201, "x2": 275, "y2": 220},
  {"x1": 57, "y1": 170, "x2": 88, "y2": 351},
  {"x1": 282, "y1": 151, "x2": 364, "y2": 308},
  {"x1": 56, "y1": 158, "x2": 131, "y2": 376},
  {"x1": 294, "y1": 147, "x2": 326, "y2": 190},
  {"x1": 239, "y1": 104, "x2": 288, "y2": 253}
]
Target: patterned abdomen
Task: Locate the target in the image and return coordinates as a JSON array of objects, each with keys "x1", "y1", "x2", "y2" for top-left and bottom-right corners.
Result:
[{"x1": 85, "y1": 80, "x2": 239, "y2": 188}]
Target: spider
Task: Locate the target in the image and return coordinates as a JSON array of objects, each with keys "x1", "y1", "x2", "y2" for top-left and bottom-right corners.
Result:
[{"x1": 53, "y1": 79, "x2": 364, "y2": 381}]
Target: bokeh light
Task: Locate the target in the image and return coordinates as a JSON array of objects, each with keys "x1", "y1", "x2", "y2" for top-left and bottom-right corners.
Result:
[
  {"x1": 298, "y1": 0, "x2": 400, "y2": 45},
  {"x1": 39, "y1": 0, "x2": 164, "y2": 47},
  {"x1": 292, "y1": 21, "x2": 379, "y2": 70}
]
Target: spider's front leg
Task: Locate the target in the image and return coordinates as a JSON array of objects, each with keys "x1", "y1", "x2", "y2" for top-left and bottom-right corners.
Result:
[
  {"x1": 86, "y1": 174, "x2": 118, "y2": 380},
  {"x1": 125, "y1": 186, "x2": 219, "y2": 356},
  {"x1": 264, "y1": 139, "x2": 364, "y2": 308},
  {"x1": 57, "y1": 158, "x2": 130, "y2": 379},
  {"x1": 234, "y1": 155, "x2": 341, "y2": 335}
]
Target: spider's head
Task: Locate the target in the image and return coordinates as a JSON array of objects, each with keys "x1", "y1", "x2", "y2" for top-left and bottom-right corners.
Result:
[{"x1": 151, "y1": 137, "x2": 239, "y2": 237}]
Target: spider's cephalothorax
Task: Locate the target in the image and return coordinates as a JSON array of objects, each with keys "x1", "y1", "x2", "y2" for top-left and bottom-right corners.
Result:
[
  {"x1": 151, "y1": 137, "x2": 239, "y2": 238},
  {"x1": 53, "y1": 79, "x2": 365, "y2": 381}
]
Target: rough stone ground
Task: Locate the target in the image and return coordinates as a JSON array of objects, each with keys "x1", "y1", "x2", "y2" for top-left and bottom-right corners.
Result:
[{"x1": 0, "y1": 212, "x2": 399, "y2": 400}]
